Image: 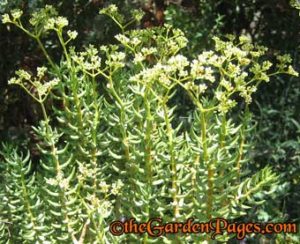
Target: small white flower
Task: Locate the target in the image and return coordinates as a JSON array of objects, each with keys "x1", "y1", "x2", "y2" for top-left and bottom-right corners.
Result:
[
  {"x1": 56, "y1": 171, "x2": 64, "y2": 181},
  {"x1": 56, "y1": 17, "x2": 68, "y2": 28},
  {"x1": 99, "y1": 181, "x2": 110, "y2": 193},
  {"x1": 168, "y1": 55, "x2": 189, "y2": 71},
  {"x1": 99, "y1": 200, "x2": 112, "y2": 218},
  {"x1": 46, "y1": 178, "x2": 58, "y2": 186},
  {"x1": 67, "y1": 30, "x2": 78, "y2": 40},
  {"x1": 100, "y1": 4, "x2": 118, "y2": 15},
  {"x1": 8, "y1": 77, "x2": 18, "y2": 85},
  {"x1": 198, "y1": 84, "x2": 207, "y2": 94},
  {"x1": 115, "y1": 34, "x2": 130, "y2": 45},
  {"x1": 15, "y1": 69, "x2": 31, "y2": 81},
  {"x1": 287, "y1": 65, "x2": 299, "y2": 76},
  {"x1": 37, "y1": 67, "x2": 47, "y2": 78},
  {"x1": 111, "y1": 179, "x2": 124, "y2": 195},
  {"x1": 44, "y1": 18, "x2": 55, "y2": 30},
  {"x1": 171, "y1": 200, "x2": 178, "y2": 206},
  {"x1": 131, "y1": 9, "x2": 143, "y2": 22},
  {"x1": 239, "y1": 35, "x2": 251, "y2": 43},
  {"x1": 141, "y1": 47, "x2": 157, "y2": 56},
  {"x1": 59, "y1": 178, "x2": 69, "y2": 190},
  {"x1": 133, "y1": 53, "x2": 144, "y2": 64},
  {"x1": 2, "y1": 14, "x2": 11, "y2": 24},
  {"x1": 48, "y1": 78, "x2": 59, "y2": 88},
  {"x1": 220, "y1": 79, "x2": 233, "y2": 91},
  {"x1": 215, "y1": 91, "x2": 224, "y2": 101},
  {"x1": 11, "y1": 10, "x2": 23, "y2": 20},
  {"x1": 131, "y1": 37, "x2": 141, "y2": 46}
]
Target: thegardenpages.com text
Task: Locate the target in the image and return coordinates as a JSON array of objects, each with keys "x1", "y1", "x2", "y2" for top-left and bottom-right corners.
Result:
[{"x1": 109, "y1": 218, "x2": 298, "y2": 240}]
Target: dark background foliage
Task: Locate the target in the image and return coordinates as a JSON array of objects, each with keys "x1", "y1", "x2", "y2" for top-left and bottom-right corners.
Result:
[{"x1": 1, "y1": 0, "x2": 299, "y2": 242}]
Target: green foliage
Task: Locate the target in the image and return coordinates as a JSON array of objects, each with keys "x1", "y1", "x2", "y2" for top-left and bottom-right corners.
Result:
[
  {"x1": 165, "y1": 0, "x2": 224, "y2": 55},
  {"x1": 0, "y1": 5, "x2": 298, "y2": 243},
  {"x1": 241, "y1": 4, "x2": 300, "y2": 241},
  {"x1": 0, "y1": 144, "x2": 47, "y2": 243}
]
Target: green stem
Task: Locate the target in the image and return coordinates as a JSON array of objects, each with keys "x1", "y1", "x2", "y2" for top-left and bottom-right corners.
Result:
[
  {"x1": 219, "y1": 114, "x2": 227, "y2": 178},
  {"x1": 162, "y1": 97, "x2": 179, "y2": 219},
  {"x1": 36, "y1": 37, "x2": 56, "y2": 69},
  {"x1": 144, "y1": 87, "x2": 153, "y2": 185},
  {"x1": 39, "y1": 99, "x2": 77, "y2": 242},
  {"x1": 236, "y1": 105, "x2": 249, "y2": 183},
  {"x1": 91, "y1": 75, "x2": 100, "y2": 192},
  {"x1": 142, "y1": 86, "x2": 154, "y2": 244},
  {"x1": 200, "y1": 110, "x2": 213, "y2": 220},
  {"x1": 20, "y1": 169, "x2": 39, "y2": 242},
  {"x1": 106, "y1": 76, "x2": 133, "y2": 220},
  {"x1": 57, "y1": 30, "x2": 71, "y2": 66}
]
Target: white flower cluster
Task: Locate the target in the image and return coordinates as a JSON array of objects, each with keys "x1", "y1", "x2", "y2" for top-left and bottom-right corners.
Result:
[
  {"x1": 87, "y1": 194, "x2": 113, "y2": 218},
  {"x1": 115, "y1": 34, "x2": 130, "y2": 45},
  {"x1": 72, "y1": 45, "x2": 102, "y2": 71},
  {"x1": 111, "y1": 179, "x2": 124, "y2": 195},
  {"x1": 34, "y1": 78, "x2": 59, "y2": 97},
  {"x1": 8, "y1": 69, "x2": 31, "y2": 85},
  {"x1": 190, "y1": 60, "x2": 215, "y2": 82},
  {"x1": 46, "y1": 172, "x2": 69, "y2": 190},
  {"x1": 171, "y1": 28, "x2": 188, "y2": 50},
  {"x1": 99, "y1": 200, "x2": 113, "y2": 218},
  {"x1": 67, "y1": 30, "x2": 78, "y2": 40},
  {"x1": 99, "y1": 181, "x2": 110, "y2": 193},
  {"x1": 250, "y1": 62, "x2": 272, "y2": 82},
  {"x1": 8, "y1": 67, "x2": 59, "y2": 99},
  {"x1": 98, "y1": 180, "x2": 124, "y2": 195},
  {"x1": 239, "y1": 86, "x2": 257, "y2": 104},
  {"x1": 106, "y1": 51, "x2": 126, "y2": 70},
  {"x1": 276, "y1": 54, "x2": 299, "y2": 76},
  {"x1": 167, "y1": 54, "x2": 189, "y2": 77},
  {"x1": 130, "y1": 62, "x2": 167, "y2": 86},
  {"x1": 99, "y1": 4, "x2": 124, "y2": 25},
  {"x1": 37, "y1": 67, "x2": 47, "y2": 78},
  {"x1": 45, "y1": 16, "x2": 69, "y2": 30},
  {"x1": 77, "y1": 163, "x2": 95, "y2": 182},
  {"x1": 215, "y1": 91, "x2": 237, "y2": 113},
  {"x1": 115, "y1": 34, "x2": 142, "y2": 48},
  {"x1": 133, "y1": 47, "x2": 157, "y2": 64},
  {"x1": 99, "y1": 4, "x2": 118, "y2": 16},
  {"x1": 184, "y1": 82, "x2": 207, "y2": 95},
  {"x1": 1, "y1": 9, "x2": 23, "y2": 24},
  {"x1": 131, "y1": 9, "x2": 144, "y2": 22}
]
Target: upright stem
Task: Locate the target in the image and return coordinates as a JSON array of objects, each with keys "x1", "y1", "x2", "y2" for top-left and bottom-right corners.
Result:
[
  {"x1": 39, "y1": 100, "x2": 77, "y2": 243},
  {"x1": 144, "y1": 87, "x2": 153, "y2": 185},
  {"x1": 20, "y1": 169, "x2": 39, "y2": 242},
  {"x1": 142, "y1": 87, "x2": 153, "y2": 244},
  {"x1": 57, "y1": 31, "x2": 71, "y2": 66},
  {"x1": 91, "y1": 76, "x2": 100, "y2": 191},
  {"x1": 236, "y1": 105, "x2": 249, "y2": 183},
  {"x1": 200, "y1": 110, "x2": 213, "y2": 220},
  {"x1": 35, "y1": 37, "x2": 56, "y2": 70},
  {"x1": 162, "y1": 97, "x2": 179, "y2": 218},
  {"x1": 218, "y1": 113, "x2": 227, "y2": 178},
  {"x1": 106, "y1": 76, "x2": 133, "y2": 220}
]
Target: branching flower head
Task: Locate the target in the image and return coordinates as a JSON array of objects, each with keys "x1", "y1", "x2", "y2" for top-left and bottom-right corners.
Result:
[
  {"x1": 131, "y1": 9, "x2": 144, "y2": 22},
  {"x1": 45, "y1": 16, "x2": 68, "y2": 30},
  {"x1": 8, "y1": 67, "x2": 59, "y2": 102},
  {"x1": 3, "y1": 9, "x2": 23, "y2": 23},
  {"x1": 99, "y1": 181, "x2": 110, "y2": 194},
  {"x1": 100, "y1": 4, "x2": 124, "y2": 25},
  {"x1": 29, "y1": 5, "x2": 58, "y2": 27},
  {"x1": 1, "y1": 13, "x2": 11, "y2": 24},
  {"x1": 67, "y1": 30, "x2": 78, "y2": 40},
  {"x1": 111, "y1": 179, "x2": 124, "y2": 195}
]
